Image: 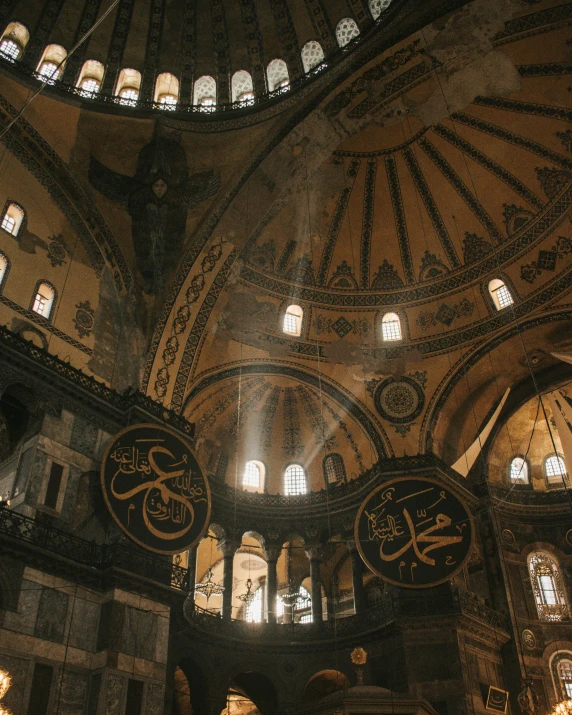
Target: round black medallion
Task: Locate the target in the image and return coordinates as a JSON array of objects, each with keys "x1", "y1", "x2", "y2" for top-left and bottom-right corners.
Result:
[
  {"x1": 374, "y1": 377, "x2": 424, "y2": 424},
  {"x1": 354, "y1": 477, "x2": 473, "y2": 588},
  {"x1": 100, "y1": 423, "x2": 211, "y2": 554}
]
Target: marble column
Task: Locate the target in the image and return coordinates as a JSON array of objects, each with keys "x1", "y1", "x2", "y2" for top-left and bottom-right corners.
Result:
[
  {"x1": 305, "y1": 546, "x2": 324, "y2": 623},
  {"x1": 265, "y1": 545, "x2": 281, "y2": 624},
  {"x1": 219, "y1": 540, "x2": 237, "y2": 621},
  {"x1": 348, "y1": 540, "x2": 366, "y2": 614},
  {"x1": 187, "y1": 545, "x2": 197, "y2": 602}
]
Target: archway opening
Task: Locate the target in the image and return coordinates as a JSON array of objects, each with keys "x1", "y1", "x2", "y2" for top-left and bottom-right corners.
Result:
[{"x1": 303, "y1": 670, "x2": 350, "y2": 701}]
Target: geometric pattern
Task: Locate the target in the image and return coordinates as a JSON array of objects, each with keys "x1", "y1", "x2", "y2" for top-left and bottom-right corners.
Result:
[{"x1": 374, "y1": 376, "x2": 425, "y2": 424}]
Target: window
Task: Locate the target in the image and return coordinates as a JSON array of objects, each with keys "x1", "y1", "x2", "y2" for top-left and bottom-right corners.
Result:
[
  {"x1": 243, "y1": 460, "x2": 264, "y2": 491},
  {"x1": 0, "y1": 22, "x2": 30, "y2": 60},
  {"x1": 301, "y1": 41, "x2": 325, "y2": 73},
  {"x1": 557, "y1": 659, "x2": 572, "y2": 698},
  {"x1": 1, "y1": 202, "x2": 25, "y2": 236},
  {"x1": 285, "y1": 464, "x2": 306, "y2": 496},
  {"x1": 154, "y1": 72, "x2": 179, "y2": 108},
  {"x1": 267, "y1": 59, "x2": 289, "y2": 92},
  {"x1": 77, "y1": 59, "x2": 104, "y2": 96},
  {"x1": 545, "y1": 454, "x2": 567, "y2": 486},
  {"x1": 0, "y1": 252, "x2": 9, "y2": 289},
  {"x1": 488, "y1": 278, "x2": 514, "y2": 310},
  {"x1": 232, "y1": 70, "x2": 254, "y2": 104},
  {"x1": 115, "y1": 68, "x2": 141, "y2": 105},
  {"x1": 283, "y1": 304, "x2": 303, "y2": 336},
  {"x1": 44, "y1": 462, "x2": 64, "y2": 510},
  {"x1": 246, "y1": 586, "x2": 263, "y2": 622},
  {"x1": 36, "y1": 44, "x2": 67, "y2": 83},
  {"x1": 336, "y1": 18, "x2": 360, "y2": 48},
  {"x1": 381, "y1": 312, "x2": 402, "y2": 341},
  {"x1": 509, "y1": 456, "x2": 529, "y2": 484},
  {"x1": 295, "y1": 585, "x2": 312, "y2": 622},
  {"x1": 369, "y1": 0, "x2": 393, "y2": 19},
  {"x1": 31, "y1": 282, "x2": 56, "y2": 319},
  {"x1": 528, "y1": 552, "x2": 568, "y2": 621},
  {"x1": 194, "y1": 75, "x2": 217, "y2": 108},
  {"x1": 323, "y1": 454, "x2": 346, "y2": 484}
]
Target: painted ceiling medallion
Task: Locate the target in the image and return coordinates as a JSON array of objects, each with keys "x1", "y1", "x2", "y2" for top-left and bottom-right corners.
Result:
[{"x1": 374, "y1": 377, "x2": 424, "y2": 423}]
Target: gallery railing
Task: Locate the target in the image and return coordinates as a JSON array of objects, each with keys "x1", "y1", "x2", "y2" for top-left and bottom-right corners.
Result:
[
  {"x1": 0, "y1": 505, "x2": 189, "y2": 590},
  {"x1": 184, "y1": 591, "x2": 509, "y2": 642}
]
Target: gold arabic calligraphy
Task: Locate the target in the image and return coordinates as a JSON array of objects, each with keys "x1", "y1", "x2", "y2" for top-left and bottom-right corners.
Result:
[{"x1": 109, "y1": 443, "x2": 207, "y2": 541}]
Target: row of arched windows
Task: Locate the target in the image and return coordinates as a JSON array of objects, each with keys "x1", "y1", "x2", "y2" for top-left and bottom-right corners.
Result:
[
  {"x1": 241, "y1": 454, "x2": 346, "y2": 494},
  {"x1": 509, "y1": 454, "x2": 567, "y2": 486},
  {"x1": 282, "y1": 280, "x2": 514, "y2": 340},
  {"x1": 0, "y1": 12, "x2": 386, "y2": 109}
]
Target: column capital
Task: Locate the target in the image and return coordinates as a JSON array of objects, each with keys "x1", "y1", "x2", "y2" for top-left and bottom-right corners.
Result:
[
  {"x1": 346, "y1": 538, "x2": 359, "y2": 552},
  {"x1": 263, "y1": 544, "x2": 282, "y2": 562},
  {"x1": 305, "y1": 544, "x2": 324, "y2": 562},
  {"x1": 218, "y1": 539, "x2": 239, "y2": 558}
]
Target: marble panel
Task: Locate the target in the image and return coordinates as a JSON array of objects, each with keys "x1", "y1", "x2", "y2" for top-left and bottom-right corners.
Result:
[
  {"x1": 0, "y1": 653, "x2": 30, "y2": 715},
  {"x1": 59, "y1": 670, "x2": 89, "y2": 715},
  {"x1": 70, "y1": 416, "x2": 99, "y2": 458},
  {"x1": 104, "y1": 672, "x2": 125, "y2": 715},
  {"x1": 146, "y1": 683, "x2": 165, "y2": 715},
  {"x1": 2, "y1": 579, "x2": 41, "y2": 635},
  {"x1": 35, "y1": 587, "x2": 69, "y2": 643},
  {"x1": 68, "y1": 597, "x2": 99, "y2": 652}
]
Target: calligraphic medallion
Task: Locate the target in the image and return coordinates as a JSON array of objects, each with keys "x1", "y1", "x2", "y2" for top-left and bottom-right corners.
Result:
[
  {"x1": 354, "y1": 477, "x2": 473, "y2": 588},
  {"x1": 100, "y1": 423, "x2": 211, "y2": 554}
]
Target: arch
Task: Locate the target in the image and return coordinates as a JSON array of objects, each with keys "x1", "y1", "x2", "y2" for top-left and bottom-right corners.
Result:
[
  {"x1": 284, "y1": 464, "x2": 306, "y2": 496},
  {"x1": 37, "y1": 44, "x2": 67, "y2": 81},
  {"x1": 243, "y1": 460, "x2": 265, "y2": 492},
  {"x1": 154, "y1": 72, "x2": 179, "y2": 108},
  {"x1": 1, "y1": 201, "x2": 25, "y2": 237},
  {"x1": 194, "y1": 75, "x2": 217, "y2": 108},
  {"x1": 528, "y1": 552, "x2": 568, "y2": 621},
  {"x1": 509, "y1": 455, "x2": 529, "y2": 484},
  {"x1": 177, "y1": 657, "x2": 211, "y2": 714},
  {"x1": 30, "y1": 280, "x2": 56, "y2": 321},
  {"x1": 283, "y1": 304, "x2": 303, "y2": 336},
  {"x1": 336, "y1": 18, "x2": 360, "y2": 48},
  {"x1": 323, "y1": 453, "x2": 346, "y2": 485},
  {"x1": 303, "y1": 670, "x2": 350, "y2": 701},
  {"x1": 267, "y1": 59, "x2": 289, "y2": 92},
  {"x1": 231, "y1": 672, "x2": 278, "y2": 715},
  {"x1": 231, "y1": 70, "x2": 254, "y2": 103},
  {"x1": 369, "y1": 0, "x2": 393, "y2": 19},
  {"x1": 488, "y1": 278, "x2": 514, "y2": 311},
  {"x1": 381, "y1": 312, "x2": 402, "y2": 341},
  {"x1": 551, "y1": 652, "x2": 572, "y2": 701},
  {"x1": 77, "y1": 59, "x2": 104, "y2": 95},
  {"x1": 301, "y1": 40, "x2": 325, "y2": 73},
  {"x1": 544, "y1": 454, "x2": 567, "y2": 486},
  {"x1": 0, "y1": 21, "x2": 29, "y2": 60},
  {"x1": 115, "y1": 67, "x2": 141, "y2": 105}
]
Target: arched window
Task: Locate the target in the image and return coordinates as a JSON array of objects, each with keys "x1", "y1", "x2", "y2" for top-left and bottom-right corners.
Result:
[
  {"x1": 336, "y1": 18, "x2": 360, "y2": 48},
  {"x1": 556, "y1": 657, "x2": 572, "y2": 699},
  {"x1": 0, "y1": 252, "x2": 10, "y2": 290},
  {"x1": 381, "y1": 312, "x2": 402, "y2": 341},
  {"x1": 509, "y1": 456, "x2": 529, "y2": 484},
  {"x1": 284, "y1": 464, "x2": 306, "y2": 496},
  {"x1": 488, "y1": 278, "x2": 514, "y2": 310},
  {"x1": 528, "y1": 552, "x2": 568, "y2": 621},
  {"x1": 301, "y1": 41, "x2": 325, "y2": 73},
  {"x1": 37, "y1": 44, "x2": 67, "y2": 82},
  {"x1": 194, "y1": 75, "x2": 217, "y2": 108},
  {"x1": 1, "y1": 202, "x2": 25, "y2": 236},
  {"x1": 31, "y1": 281, "x2": 56, "y2": 320},
  {"x1": 155, "y1": 72, "x2": 179, "y2": 109},
  {"x1": 231, "y1": 70, "x2": 254, "y2": 103},
  {"x1": 243, "y1": 460, "x2": 264, "y2": 491},
  {"x1": 77, "y1": 59, "x2": 104, "y2": 96},
  {"x1": 115, "y1": 68, "x2": 141, "y2": 105},
  {"x1": 369, "y1": 0, "x2": 393, "y2": 20},
  {"x1": 323, "y1": 454, "x2": 346, "y2": 484},
  {"x1": 0, "y1": 22, "x2": 29, "y2": 60},
  {"x1": 245, "y1": 585, "x2": 263, "y2": 622},
  {"x1": 283, "y1": 304, "x2": 303, "y2": 336},
  {"x1": 545, "y1": 454, "x2": 567, "y2": 486},
  {"x1": 296, "y1": 585, "x2": 312, "y2": 623},
  {"x1": 267, "y1": 59, "x2": 289, "y2": 92}
]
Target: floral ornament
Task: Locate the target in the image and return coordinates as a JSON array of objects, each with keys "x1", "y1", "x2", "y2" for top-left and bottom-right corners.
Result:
[
  {"x1": 46, "y1": 234, "x2": 68, "y2": 267},
  {"x1": 351, "y1": 647, "x2": 367, "y2": 665},
  {"x1": 73, "y1": 300, "x2": 95, "y2": 339}
]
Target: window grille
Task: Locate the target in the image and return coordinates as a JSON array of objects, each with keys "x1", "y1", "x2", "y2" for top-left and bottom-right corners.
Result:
[
  {"x1": 301, "y1": 41, "x2": 325, "y2": 73},
  {"x1": 324, "y1": 454, "x2": 346, "y2": 484},
  {"x1": 381, "y1": 313, "x2": 402, "y2": 341},
  {"x1": 0, "y1": 39, "x2": 20, "y2": 60},
  {"x1": 1, "y1": 214, "x2": 15, "y2": 233},
  {"x1": 80, "y1": 77, "x2": 100, "y2": 95},
  {"x1": 558, "y1": 659, "x2": 572, "y2": 698},
  {"x1": 494, "y1": 284, "x2": 513, "y2": 309},
  {"x1": 194, "y1": 76, "x2": 217, "y2": 107},
  {"x1": 545, "y1": 455, "x2": 566, "y2": 483},
  {"x1": 336, "y1": 18, "x2": 360, "y2": 47},
  {"x1": 246, "y1": 586, "x2": 263, "y2": 622},
  {"x1": 369, "y1": 0, "x2": 393, "y2": 19},
  {"x1": 32, "y1": 283, "x2": 55, "y2": 318},
  {"x1": 119, "y1": 87, "x2": 139, "y2": 105},
  {"x1": 38, "y1": 61, "x2": 59, "y2": 81},
  {"x1": 243, "y1": 461, "x2": 261, "y2": 489},
  {"x1": 232, "y1": 70, "x2": 254, "y2": 103},
  {"x1": 509, "y1": 457, "x2": 529, "y2": 483},
  {"x1": 267, "y1": 59, "x2": 289, "y2": 92},
  {"x1": 285, "y1": 464, "x2": 306, "y2": 495},
  {"x1": 283, "y1": 305, "x2": 303, "y2": 335},
  {"x1": 528, "y1": 553, "x2": 568, "y2": 621},
  {"x1": 159, "y1": 94, "x2": 177, "y2": 110}
]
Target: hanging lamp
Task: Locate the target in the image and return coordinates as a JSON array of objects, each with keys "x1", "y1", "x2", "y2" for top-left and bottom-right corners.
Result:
[{"x1": 194, "y1": 567, "x2": 225, "y2": 603}]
